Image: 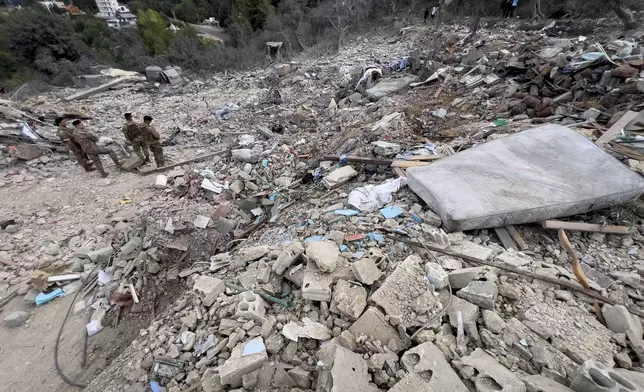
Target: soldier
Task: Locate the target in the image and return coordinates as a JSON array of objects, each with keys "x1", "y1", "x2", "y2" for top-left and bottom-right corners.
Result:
[
  {"x1": 139, "y1": 115, "x2": 164, "y2": 167},
  {"x1": 120, "y1": 113, "x2": 147, "y2": 161},
  {"x1": 55, "y1": 117, "x2": 94, "y2": 172},
  {"x1": 72, "y1": 119, "x2": 121, "y2": 178}
]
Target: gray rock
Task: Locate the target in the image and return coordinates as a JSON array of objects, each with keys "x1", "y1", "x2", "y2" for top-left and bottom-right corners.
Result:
[
  {"x1": 401, "y1": 342, "x2": 469, "y2": 392},
  {"x1": 425, "y1": 262, "x2": 448, "y2": 290},
  {"x1": 602, "y1": 305, "x2": 643, "y2": 337},
  {"x1": 305, "y1": 240, "x2": 339, "y2": 273},
  {"x1": 448, "y1": 266, "x2": 495, "y2": 290},
  {"x1": 351, "y1": 258, "x2": 382, "y2": 285},
  {"x1": 461, "y1": 349, "x2": 526, "y2": 392},
  {"x1": 482, "y1": 310, "x2": 507, "y2": 334},
  {"x1": 457, "y1": 280, "x2": 498, "y2": 309},
  {"x1": 3, "y1": 311, "x2": 29, "y2": 327},
  {"x1": 424, "y1": 210, "x2": 442, "y2": 226}
]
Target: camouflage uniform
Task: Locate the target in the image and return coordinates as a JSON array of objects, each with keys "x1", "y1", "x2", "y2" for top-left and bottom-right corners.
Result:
[
  {"x1": 139, "y1": 123, "x2": 164, "y2": 167},
  {"x1": 57, "y1": 125, "x2": 93, "y2": 171},
  {"x1": 121, "y1": 121, "x2": 147, "y2": 161},
  {"x1": 73, "y1": 128, "x2": 120, "y2": 177}
]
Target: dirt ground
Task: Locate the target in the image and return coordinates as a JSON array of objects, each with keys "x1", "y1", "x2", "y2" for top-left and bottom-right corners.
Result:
[{"x1": 0, "y1": 162, "x2": 160, "y2": 392}]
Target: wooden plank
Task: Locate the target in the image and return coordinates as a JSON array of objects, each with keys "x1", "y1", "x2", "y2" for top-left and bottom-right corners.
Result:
[
  {"x1": 541, "y1": 220, "x2": 632, "y2": 234},
  {"x1": 494, "y1": 227, "x2": 517, "y2": 251},
  {"x1": 401, "y1": 155, "x2": 443, "y2": 161},
  {"x1": 505, "y1": 225, "x2": 528, "y2": 251},
  {"x1": 139, "y1": 150, "x2": 228, "y2": 175},
  {"x1": 595, "y1": 110, "x2": 639, "y2": 146},
  {"x1": 390, "y1": 160, "x2": 430, "y2": 168},
  {"x1": 65, "y1": 77, "x2": 132, "y2": 101},
  {"x1": 392, "y1": 167, "x2": 406, "y2": 178}
]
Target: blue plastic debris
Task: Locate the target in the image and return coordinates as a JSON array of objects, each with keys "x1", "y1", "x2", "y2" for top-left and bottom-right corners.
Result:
[
  {"x1": 262, "y1": 159, "x2": 270, "y2": 167},
  {"x1": 304, "y1": 235, "x2": 327, "y2": 242},
  {"x1": 339, "y1": 245, "x2": 349, "y2": 252},
  {"x1": 380, "y1": 206, "x2": 403, "y2": 219},
  {"x1": 367, "y1": 233, "x2": 385, "y2": 243},
  {"x1": 35, "y1": 288, "x2": 64, "y2": 306},
  {"x1": 352, "y1": 251, "x2": 365, "y2": 259},
  {"x1": 242, "y1": 337, "x2": 266, "y2": 356},
  {"x1": 334, "y1": 209, "x2": 360, "y2": 216},
  {"x1": 150, "y1": 381, "x2": 162, "y2": 392},
  {"x1": 411, "y1": 213, "x2": 424, "y2": 223}
]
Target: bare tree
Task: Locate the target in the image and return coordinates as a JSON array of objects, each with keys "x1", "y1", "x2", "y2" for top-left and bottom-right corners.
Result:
[
  {"x1": 608, "y1": 0, "x2": 639, "y2": 30},
  {"x1": 532, "y1": 0, "x2": 545, "y2": 19}
]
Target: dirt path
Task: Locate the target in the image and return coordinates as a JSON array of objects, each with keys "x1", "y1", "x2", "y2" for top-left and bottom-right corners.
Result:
[{"x1": 0, "y1": 163, "x2": 158, "y2": 392}]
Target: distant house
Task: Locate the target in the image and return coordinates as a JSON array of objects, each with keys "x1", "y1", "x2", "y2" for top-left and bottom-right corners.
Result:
[
  {"x1": 95, "y1": 0, "x2": 118, "y2": 17},
  {"x1": 105, "y1": 11, "x2": 136, "y2": 28}
]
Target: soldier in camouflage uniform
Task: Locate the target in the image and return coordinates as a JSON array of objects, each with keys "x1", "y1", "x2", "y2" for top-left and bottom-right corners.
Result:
[
  {"x1": 72, "y1": 120, "x2": 121, "y2": 178},
  {"x1": 139, "y1": 115, "x2": 164, "y2": 167},
  {"x1": 120, "y1": 113, "x2": 147, "y2": 161},
  {"x1": 55, "y1": 117, "x2": 94, "y2": 172}
]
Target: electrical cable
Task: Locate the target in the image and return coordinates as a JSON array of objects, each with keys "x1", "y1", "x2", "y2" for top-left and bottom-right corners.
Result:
[{"x1": 54, "y1": 254, "x2": 112, "y2": 388}]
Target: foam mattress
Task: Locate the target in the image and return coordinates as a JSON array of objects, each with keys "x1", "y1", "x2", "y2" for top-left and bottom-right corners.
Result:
[{"x1": 406, "y1": 124, "x2": 644, "y2": 232}]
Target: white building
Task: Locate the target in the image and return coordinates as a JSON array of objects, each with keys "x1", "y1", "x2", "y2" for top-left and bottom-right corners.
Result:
[{"x1": 95, "y1": 0, "x2": 118, "y2": 17}]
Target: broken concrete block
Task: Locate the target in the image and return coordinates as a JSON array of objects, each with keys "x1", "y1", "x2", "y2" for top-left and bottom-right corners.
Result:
[
  {"x1": 348, "y1": 307, "x2": 405, "y2": 353},
  {"x1": 85, "y1": 246, "x2": 114, "y2": 263},
  {"x1": 282, "y1": 317, "x2": 331, "y2": 342},
  {"x1": 461, "y1": 349, "x2": 526, "y2": 392},
  {"x1": 443, "y1": 294, "x2": 480, "y2": 329},
  {"x1": 352, "y1": 257, "x2": 382, "y2": 285},
  {"x1": 424, "y1": 209, "x2": 442, "y2": 226},
  {"x1": 332, "y1": 279, "x2": 367, "y2": 320},
  {"x1": 523, "y1": 302, "x2": 614, "y2": 366},
  {"x1": 287, "y1": 367, "x2": 311, "y2": 389},
  {"x1": 305, "y1": 240, "x2": 339, "y2": 273},
  {"x1": 120, "y1": 237, "x2": 142, "y2": 257},
  {"x1": 193, "y1": 275, "x2": 225, "y2": 307},
  {"x1": 456, "y1": 280, "x2": 498, "y2": 309},
  {"x1": 602, "y1": 305, "x2": 643, "y2": 337},
  {"x1": 570, "y1": 360, "x2": 643, "y2": 392},
  {"x1": 273, "y1": 242, "x2": 304, "y2": 275},
  {"x1": 302, "y1": 261, "x2": 333, "y2": 301},
  {"x1": 495, "y1": 251, "x2": 532, "y2": 267},
  {"x1": 422, "y1": 225, "x2": 450, "y2": 248},
  {"x1": 482, "y1": 309, "x2": 506, "y2": 334},
  {"x1": 370, "y1": 254, "x2": 440, "y2": 329},
  {"x1": 372, "y1": 141, "x2": 401, "y2": 156},
  {"x1": 3, "y1": 311, "x2": 29, "y2": 327},
  {"x1": 425, "y1": 262, "x2": 448, "y2": 290},
  {"x1": 238, "y1": 245, "x2": 270, "y2": 263},
  {"x1": 322, "y1": 166, "x2": 357, "y2": 189},
  {"x1": 448, "y1": 266, "x2": 496, "y2": 290},
  {"x1": 401, "y1": 342, "x2": 469, "y2": 392},
  {"x1": 330, "y1": 346, "x2": 370, "y2": 392},
  {"x1": 388, "y1": 373, "x2": 432, "y2": 392},
  {"x1": 217, "y1": 337, "x2": 268, "y2": 387},
  {"x1": 450, "y1": 240, "x2": 494, "y2": 260},
  {"x1": 523, "y1": 375, "x2": 574, "y2": 392},
  {"x1": 235, "y1": 291, "x2": 267, "y2": 321}
]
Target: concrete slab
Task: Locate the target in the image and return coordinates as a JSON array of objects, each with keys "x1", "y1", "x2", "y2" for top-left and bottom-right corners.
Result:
[
  {"x1": 348, "y1": 307, "x2": 405, "y2": 353},
  {"x1": 461, "y1": 349, "x2": 526, "y2": 392},
  {"x1": 400, "y1": 342, "x2": 469, "y2": 392},
  {"x1": 388, "y1": 373, "x2": 434, "y2": 392},
  {"x1": 522, "y1": 302, "x2": 614, "y2": 366},
  {"x1": 370, "y1": 254, "x2": 440, "y2": 329},
  {"x1": 522, "y1": 375, "x2": 574, "y2": 392}
]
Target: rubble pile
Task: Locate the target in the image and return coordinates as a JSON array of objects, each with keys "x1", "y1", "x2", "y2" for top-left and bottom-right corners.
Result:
[{"x1": 2, "y1": 16, "x2": 644, "y2": 392}]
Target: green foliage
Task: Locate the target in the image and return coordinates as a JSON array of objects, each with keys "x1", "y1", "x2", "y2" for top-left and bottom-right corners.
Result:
[
  {"x1": 232, "y1": 0, "x2": 275, "y2": 31},
  {"x1": 137, "y1": 9, "x2": 173, "y2": 55},
  {"x1": 173, "y1": 0, "x2": 202, "y2": 22}
]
